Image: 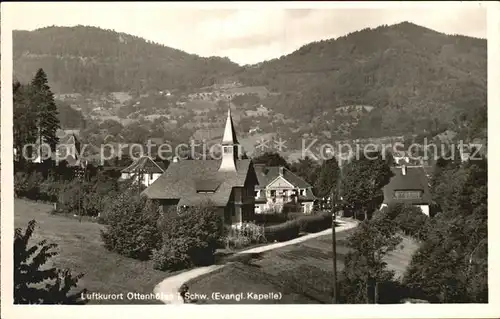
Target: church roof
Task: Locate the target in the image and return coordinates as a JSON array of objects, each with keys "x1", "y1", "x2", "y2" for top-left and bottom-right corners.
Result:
[
  {"x1": 142, "y1": 159, "x2": 252, "y2": 206},
  {"x1": 221, "y1": 108, "x2": 239, "y2": 145}
]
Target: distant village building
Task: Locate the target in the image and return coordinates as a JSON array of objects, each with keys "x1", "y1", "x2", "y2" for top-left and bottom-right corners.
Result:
[
  {"x1": 120, "y1": 156, "x2": 167, "y2": 187},
  {"x1": 142, "y1": 109, "x2": 259, "y2": 225},
  {"x1": 380, "y1": 165, "x2": 432, "y2": 216},
  {"x1": 253, "y1": 165, "x2": 316, "y2": 214}
]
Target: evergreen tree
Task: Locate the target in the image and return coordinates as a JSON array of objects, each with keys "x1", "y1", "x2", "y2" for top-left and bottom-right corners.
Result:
[
  {"x1": 31, "y1": 68, "x2": 60, "y2": 152},
  {"x1": 314, "y1": 157, "x2": 340, "y2": 199},
  {"x1": 14, "y1": 220, "x2": 87, "y2": 304},
  {"x1": 13, "y1": 81, "x2": 38, "y2": 161}
]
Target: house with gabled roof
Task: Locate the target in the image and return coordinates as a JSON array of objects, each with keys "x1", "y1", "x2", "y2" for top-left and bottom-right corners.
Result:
[
  {"x1": 380, "y1": 165, "x2": 433, "y2": 216},
  {"x1": 253, "y1": 165, "x2": 316, "y2": 214},
  {"x1": 120, "y1": 156, "x2": 167, "y2": 187},
  {"x1": 142, "y1": 109, "x2": 259, "y2": 225}
]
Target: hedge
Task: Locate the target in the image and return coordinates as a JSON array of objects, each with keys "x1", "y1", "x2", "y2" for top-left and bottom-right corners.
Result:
[
  {"x1": 252, "y1": 213, "x2": 289, "y2": 225},
  {"x1": 296, "y1": 214, "x2": 332, "y2": 233},
  {"x1": 264, "y1": 220, "x2": 300, "y2": 242},
  {"x1": 264, "y1": 212, "x2": 337, "y2": 241}
]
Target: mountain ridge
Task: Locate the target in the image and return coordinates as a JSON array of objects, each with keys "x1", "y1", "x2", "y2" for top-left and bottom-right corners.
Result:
[{"x1": 13, "y1": 21, "x2": 487, "y2": 140}]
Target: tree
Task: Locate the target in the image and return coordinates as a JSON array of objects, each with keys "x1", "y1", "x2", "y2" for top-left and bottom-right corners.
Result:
[
  {"x1": 253, "y1": 151, "x2": 290, "y2": 168},
  {"x1": 403, "y1": 157, "x2": 487, "y2": 303},
  {"x1": 101, "y1": 193, "x2": 161, "y2": 260},
  {"x1": 314, "y1": 157, "x2": 340, "y2": 199},
  {"x1": 14, "y1": 220, "x2": 87, "y2": 304},
  {"x1": 13, "y1": 81, "x2": 38, "y2": 162},
  {"x1": 340, "y1": 213, "x2": 402, "y2": 303},
  {"x1": 290, "y1": 156, "x2": 320, "y2": 187},
  {"x1": 31, "y1": 69, "x2": 61, "y2": 152},
  {"x1": 341, "y1": 151, "x2": 393, "y2": 220}
]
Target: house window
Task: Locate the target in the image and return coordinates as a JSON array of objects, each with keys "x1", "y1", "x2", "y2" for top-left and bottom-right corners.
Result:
[
  {"x1": 299, "y1": 189, "x2": 305, "y2": 196},
  {"x1": 270, "y1": 190, "x2": 276, "y2": 197},
  {"x1": 254, "y1": 190, "x2": 259, "y2": 198},
  {"x1": 149, "y1": 173, "x2": 154, "y2": 179},
  {"x1": 393, "y1": 190, "x2": 423, "y2": 200},
  {"x1": 223, "y1": 146, "x2": 233, "y2": 154}
]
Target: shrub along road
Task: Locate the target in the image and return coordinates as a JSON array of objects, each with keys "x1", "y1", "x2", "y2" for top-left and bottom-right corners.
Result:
[{"x1": 153, "y1": 218, "x2": 359, "y2": 304}]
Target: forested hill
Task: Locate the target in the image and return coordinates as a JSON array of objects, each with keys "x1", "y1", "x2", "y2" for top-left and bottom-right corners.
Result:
[
  {"x1": 13, "y1": 22, "x2": 487, "y2": 139},
  {"x1": 13, "y1": 25, "x2": 240, "y2": 94},
  {"x1": 237, "y1": 22, "x2": 487, "y2": 136}
]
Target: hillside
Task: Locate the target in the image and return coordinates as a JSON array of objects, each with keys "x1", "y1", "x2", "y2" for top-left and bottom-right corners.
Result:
[
  {"x1": 13, "y1": 22, "x2": 487, "y2": 142},
  {"x1": 13, "y1": 25, "x2": 240, "y2": 94},
  {"x1": 237, "y1": 22, "x2": 487, "y2": 138}
]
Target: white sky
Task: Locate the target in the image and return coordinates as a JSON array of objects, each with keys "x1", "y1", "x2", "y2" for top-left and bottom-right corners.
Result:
[{"x1": 4, "y1": 2, "x2": 487, "y2": 65}]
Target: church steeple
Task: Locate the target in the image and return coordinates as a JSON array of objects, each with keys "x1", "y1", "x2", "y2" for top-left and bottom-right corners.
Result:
[
  {"x1": 219, "y1": 108, "x2": 240, "y2": 172},
  {"x1": 222, "y1": 108, "x2": 238, "y2": 145}
]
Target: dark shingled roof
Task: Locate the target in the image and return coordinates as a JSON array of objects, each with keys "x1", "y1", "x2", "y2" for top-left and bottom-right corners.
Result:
[
  {"x1": 121, "y1": 156, "x2": 165, "y2": 174},
  {"x1": 142, "y1": 159, "x2": 252, "y2": 207},
  {"x1": 383, "y1": 166, "x2": 432, "y2": 205}
]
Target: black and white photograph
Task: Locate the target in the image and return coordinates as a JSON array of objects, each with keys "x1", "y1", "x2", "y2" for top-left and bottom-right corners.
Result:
[{"x1": 1, "y1": 1, "x2": 497, "y2": 317}]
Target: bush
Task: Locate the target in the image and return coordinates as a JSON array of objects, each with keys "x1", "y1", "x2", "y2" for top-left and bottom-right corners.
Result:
[
  {"x1": 14, "y1": 171, "x2": 45, "y2": 200},
  {"x1": 14, "y1": 220, "x2": 87, "y2": 304},
  {"x1": 156, "y1": 202, "x2": 225, "y2": 269},
  {"x1": 151, "y1": 238, "x2": 192, "y2": 271},
  {"x1": 264, "y1": 220, "x2": 300, "y2": 242},
  {"x1": 39, "y1": 177, "x2": 63, "y2": 202},
  {"x1": 101, "y1": 193, "x2": 161, "y2": 260},
  {"x1": 223, "y1": 234, "x2": 252, "y2": 250},
  {"x1": 222, "y1": 222, "x2": 265, "y2": 250}
]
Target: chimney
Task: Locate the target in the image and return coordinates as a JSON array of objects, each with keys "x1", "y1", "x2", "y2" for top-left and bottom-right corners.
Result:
[
  {"x1": 279, "y1": 167, "x2": 284, "y2": 176},
  {"x1": 402, "y1": 165, "x2": 407, "y2": 176}
]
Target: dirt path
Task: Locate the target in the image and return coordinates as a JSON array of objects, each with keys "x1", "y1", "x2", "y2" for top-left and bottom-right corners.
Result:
[{"x1": 153, "y1": 218, "x2": 358, "y2": 304}]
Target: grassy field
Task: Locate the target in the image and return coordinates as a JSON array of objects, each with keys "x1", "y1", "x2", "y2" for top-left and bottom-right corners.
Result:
[
  {"x1": 186, "y1": 229, "x2": 419, "y2": 304},
  {"x1": 14, "y1": 199, "x2": 169, "y2": 304}
]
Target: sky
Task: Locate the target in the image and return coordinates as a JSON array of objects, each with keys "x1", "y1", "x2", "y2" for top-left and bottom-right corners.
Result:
[{"x1": 4, "y1": 2, "x2": 487, "y2": 65}]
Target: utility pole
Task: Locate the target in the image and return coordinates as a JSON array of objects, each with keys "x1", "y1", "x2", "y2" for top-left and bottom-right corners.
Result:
[
  {"x1": 332, "y1": 156, "x2": 344, "y2": 304},
  {"x1": 331, "y1": 188, "x2": 338, "y2": 304}
]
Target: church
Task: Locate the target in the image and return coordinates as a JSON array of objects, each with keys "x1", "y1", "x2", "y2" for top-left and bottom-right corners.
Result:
[{"x1": 142, "y1": 108, "x2": 259, "y2": 225}]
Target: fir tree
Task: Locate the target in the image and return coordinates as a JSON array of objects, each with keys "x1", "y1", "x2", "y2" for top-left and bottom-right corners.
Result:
[
  {"x1": 13, "y1": 81, "x2": 38, "y2": 161},
  {"x1": 31, "y1": 68, "x2": 60, "y2": 152}
]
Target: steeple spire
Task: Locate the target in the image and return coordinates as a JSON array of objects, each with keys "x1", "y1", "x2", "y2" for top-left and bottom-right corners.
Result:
[
  {"x1": 222, "y1": 108, "x2": 239, "y2": 145},
  {"x1": 219, "y1": 107, "x2": 240, "y2": 172}
]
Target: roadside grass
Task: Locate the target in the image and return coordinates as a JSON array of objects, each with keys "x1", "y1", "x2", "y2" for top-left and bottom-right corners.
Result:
[
  {"x1": 187, "y1": 228, "x2": 419, "y2": 304},
  {"x1": 14, "y1": 199, "x2": 170, "y2": 304}
]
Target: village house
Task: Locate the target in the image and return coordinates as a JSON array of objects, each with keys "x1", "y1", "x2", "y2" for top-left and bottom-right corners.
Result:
[
  {"x1": 120, "y1": 156, "x2": 167, "y2": 187},
  {"x1": 253, "y1": 165, "x2": 316, "y2": 214},
  {"x1": 142, "y1": 109, "x2": 259, "y2": 225},
  {"x1": 380, "y1": 165, "x2": 433, "y2": 216},
  {"x1": 29, "y1": 130, "x2": 82, "y2": 166}
]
